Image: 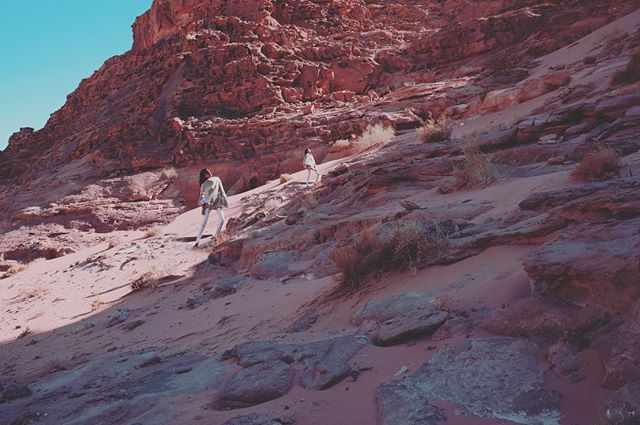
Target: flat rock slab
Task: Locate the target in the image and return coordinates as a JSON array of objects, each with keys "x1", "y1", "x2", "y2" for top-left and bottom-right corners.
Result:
[
  {"x1": 223, "y1": 413, "x2": 283, "y2": 425},
  {"x1": 376, "y1": 337, "x2": 561, "y2": 425},
  {"x1": 0, "y1": 352, "x2": 228, "y2": 425},
  {"x1": 377, "y1": 380, "x2": 447, "y2": 425},
  {"x1": 220, "y1": 360, "x2": 295, "y2": 407},
  {"x1": 603, "y1": 380, "x2": 640, "y2": 424},
  {"x1": 353, "y1": 293, "x2": 449, "y2": 346},
  {"x1": 596, "y1": 302, "x2": 640, "y2": 389},
  {"x1": 222, "y1": 334, "x2": 369, "y2": 405}
]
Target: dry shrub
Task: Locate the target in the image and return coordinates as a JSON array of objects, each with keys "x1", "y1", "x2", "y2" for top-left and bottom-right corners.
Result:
[
  {"x1": 16, "y1": 327, "x2": 32, "y2": 339},
  {"x1": 279, "y1": 173, "x2": 292, "y2": 184},
  {"x1": 331, "y1": 219, "x2": 450, "y2": 293},
  {"x1": 612, "y1": 52, "x2": 640, "y2": 86},
  {"x1": 352, "y1": 123, "x2": 395, "y2": 152},
  {"x1": 90, "y1": 298, "x2": 103, "y2": 312},
  {"x1": 15, "y1": 286, "x2": 48, "y2": 303},
  {"x1": 390, "y1": 220, "x2": 449, "y2": 271},
  {"x1": 572, "y1": 148, "x2": 621, "y2": 182},
  {"x1": 107, "y1": 237, "x2": 122, "y2": 249},
  {"x1": 162, "y1": 167, "x2": 178, "y2": 181},
  {"x1": 332, "y1": 139, "x2": 351, "y2": 151},
  {"x1": 263, "y1": 198, "x2": 281, "y2": 211},
  {"x1": 130, "y1": 270, "x2": 159, "y2": 292},
  {"x1": 583, "y1": 55, "x2": 597, "y2": 65},
  {"x1": 453, "y1": 146, "x2": 499, "y2": 190},
  {"x1": 4, "y1": 263, "x2": 27, "y2": 278},
  {"x1": 417, "y1": 119, "x2": 451, "y2": 143},
  {"x1": 434, "y1": 295, "x2": 455, "y2": 312},
  {"x1": 144, "y1": 226, "x2": 162, "y2": 238}
]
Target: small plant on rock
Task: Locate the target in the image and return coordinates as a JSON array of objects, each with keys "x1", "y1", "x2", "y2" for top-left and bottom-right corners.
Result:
[
  {"x1": 572, "y1": 148, "x2": 621, "y2": 182},
  {"x1": 279, "y1": 173, "x2": 292, "y2": 184},
  {"x1": 352, "y1": 123, "x2": 396, "y2": 152},
  {"x1": 144, "y1": 226, "x2": 162, "y2": 238},
  {"x1": 453, "y1": 145, "x2": 500, "y2": 190},
  {"x1": 611, "y1": 52, "x2": 640, "y2": 86},
  {"x1": 162, "y1": 167, "x2": 178, "y2": 181},
  {"x1": 330, "y1": 219, "x2": 451, "y2": 293},
  {"x1": 417, "y1": 119, "x2": 451, "y2": 143},
  {"x1": 130, "y1": 270, "x2": 159, "y2": 292}
]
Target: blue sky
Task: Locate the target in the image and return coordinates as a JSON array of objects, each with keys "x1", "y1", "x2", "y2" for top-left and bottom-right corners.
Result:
[{"x1": 0, "y1": 0, "x2": 152, "y2": 150}]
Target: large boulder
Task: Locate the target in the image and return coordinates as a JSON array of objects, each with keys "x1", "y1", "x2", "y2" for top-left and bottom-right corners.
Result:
[{"x1": 376, "y1": 337, "x2": 561, "y2": 424}]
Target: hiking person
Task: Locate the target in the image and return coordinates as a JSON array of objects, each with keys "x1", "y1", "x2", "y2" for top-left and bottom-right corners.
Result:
[
  {"x1": 303, "y1": 148, "x2": 320, "y2": 187},
  {"x1": 194, "y1": 168, "x2": 228, "y2": 248}
]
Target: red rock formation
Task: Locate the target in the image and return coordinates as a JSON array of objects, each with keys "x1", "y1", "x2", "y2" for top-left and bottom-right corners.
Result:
[{"x1": 0, "y1": 0, "x2": 637, "y2": 231}]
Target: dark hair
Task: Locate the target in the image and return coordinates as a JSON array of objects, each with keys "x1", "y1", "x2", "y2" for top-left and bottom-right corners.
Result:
[
  {"x1": 199, "y1": 168, "x2": 212, "y2": 186},
  {"x1": 304, "y1": 148, "x2": 311, "y2": 154}
]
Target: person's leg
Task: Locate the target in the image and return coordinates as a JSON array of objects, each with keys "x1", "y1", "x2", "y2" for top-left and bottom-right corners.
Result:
[
  {"x1": 194, "y1": 208, "x2": 211, "y2": 247},
  {"x1": 314, "y1": 167, "x2": 320, "y2": 183},
  {"x1": 214, "y1": 208, "x2": 225, "y2": 236},
  {"x1": 306, "y1": 167, "x2": 311, "y2": 187}
]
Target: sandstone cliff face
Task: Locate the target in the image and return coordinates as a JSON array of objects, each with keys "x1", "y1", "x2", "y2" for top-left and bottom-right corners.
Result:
[
  {"x1": 0, "y1": 0, "x2": 638, "y2": 250},
  {"x1": 2, "y1": 1, "x2": 634, "y2": 192}
]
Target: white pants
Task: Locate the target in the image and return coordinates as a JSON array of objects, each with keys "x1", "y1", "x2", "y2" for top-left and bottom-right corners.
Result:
[
  {"x1": 306, "y1": 166, "x2": 320, "y2": 186},
  {"x1": 195, "y1": 207, "x2": 224, "y2": 244}
]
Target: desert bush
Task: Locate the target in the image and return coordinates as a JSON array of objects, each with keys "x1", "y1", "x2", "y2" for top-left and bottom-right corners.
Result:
[
  {"x1": 417, "y1": 119, "x2": 451, "y2": 143},
  {"x1": 90, "y1": 298, "x2": 103, "y2": 312},
  {"x1": 263, "y1": 198, "x2": 281, "y2": 211},
  {"x1": 144, "y1": 226, "x2": 162, "y2": 238},
  {"x1": 162, "y1": 167, "x2": 178, "y2": 181},
  {"x1": 16, "y1": 327, "x2": 32, "y2": 339},
  {"x1": 453, "y1": 145, "x2": 499, "y2": 190},
  {"x1": 107, "y1": 237, "x2": 122, "y2": 249},
  {"x1": 130, "y1": 270, "x2": 159, "y2": 292},
  {"x1": 331, "y1": 219, "x2": 450, "y2": 292},
  {"x1": 572, "y1": 148, "x2": 621, "y2": 182},
  {"x1": 4, "y1": 263, "x2": 27, "y2": 278},
  {"x1": 352, "y1": 123, "x2": 395, "y2": 152},
  {"x1": 390, "y1": 219, "x2": 449, "y2": 270},
  {"x1": 611, "y1": 52, "x2": 640, "y2": 86},
  {"x1": 332, "y1": 138, "x2": 351, "y2": 151},
  {"x1": 583, "y1": 55, "x2": 597, "y2": 65},
  {"x1": 279, "y1": 173, "x2": 292, "y2": 184},
  {"x1": 434, "y1": 295, "x2": 455, "y2": 312}
]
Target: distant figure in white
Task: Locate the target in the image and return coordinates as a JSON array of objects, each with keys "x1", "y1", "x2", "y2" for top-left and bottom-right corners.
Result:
[
  {"x1": 194, "y1": 168, "x2": 228, "y2": 248},
  {"x1": 303, "y1": 148, "x2": 320, "y2": 187}
]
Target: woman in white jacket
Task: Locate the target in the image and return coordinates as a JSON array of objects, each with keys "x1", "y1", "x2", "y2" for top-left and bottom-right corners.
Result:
[
  {"x1": 303, "y1": 148, "x2": 320, "y2": 187},
  {"x1": 194, "y1": 168, "x2": 228, "y2": 248}
]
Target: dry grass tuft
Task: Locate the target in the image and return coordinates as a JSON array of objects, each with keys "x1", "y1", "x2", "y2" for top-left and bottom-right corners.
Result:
[
  {"x1": 611, "y1": 52, "x2": 640, "y2": 86},
  {"x1": 130, "y1": 270, "x2": 159, "y2": 292},
  {"x1": 279, "y1": 173, "x2": 292, "y2": 184},
  {"x1": 16, "y1": 327, "x2": 32, "y2": 339},
  {"x1": 144, "y1": 226, "x2": 162, "y2": 238},
  {"x1": 15, "y1": 286, "x2": 48, "y2": 303},
  {"x1": 434, "y1": 295, "x2": 455, "y2": 312},
  {"x1": 351, "y1": 123, "x2": 396, "y2": 153},
  {"x1": 90, "y1": 298, "x2": 103, "y2": 312},
  {"x1": 3, "y1": 263, "x2": 27, "y2": 278},
  {"x1": 453, "y1": 145, "x2": 499, "y2": 190},
  {"x1": 107, "y1": 237, "x2": 122, "y2": 249},
  {"x1": 331, "y1": 219, "x2": 450, "y2": 293},
  {"x1": 417, "y1": 119, "x2": 451, "y2": 143},
  {"x1": 263, "y1": 198, "x2": 282, "y2": 211},
  {"x1": 162, "y1": 167, "x2": 178, "y2": 181},
  {"x1": 572, "y1": 148, "x2": 621, "y2": 182}
]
